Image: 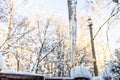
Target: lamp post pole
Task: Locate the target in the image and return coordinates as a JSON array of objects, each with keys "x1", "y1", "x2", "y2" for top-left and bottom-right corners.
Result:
[{"x1": 87, "y1": 18, "x2": 98, "y2": 76}]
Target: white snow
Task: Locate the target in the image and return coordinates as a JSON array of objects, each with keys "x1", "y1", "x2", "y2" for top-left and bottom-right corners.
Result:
[
  {"x1": 0, "y1": 53, "x2": 3, "y2": 70},
  {"x1": 1, "y1": 70, "x2": 43, "y2": 76},
  {"x1": 92, "y1": 76, "x2": 103, "y2": 80},
  {"x1": 70, "y1": 66, "x2": 92, "y2": 78}
]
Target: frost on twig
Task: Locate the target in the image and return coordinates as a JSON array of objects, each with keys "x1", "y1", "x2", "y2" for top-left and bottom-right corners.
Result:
[{"x1": 102, "y1": 60, "x2": 120, "y2": 80}]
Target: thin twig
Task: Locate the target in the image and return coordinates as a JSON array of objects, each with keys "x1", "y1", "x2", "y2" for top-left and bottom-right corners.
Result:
[{"x1": 93, "y1": 10, "x2": 119, "y2": 40}]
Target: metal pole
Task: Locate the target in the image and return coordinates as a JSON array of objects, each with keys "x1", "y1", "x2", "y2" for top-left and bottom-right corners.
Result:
[{"x1": 88, "y1": 18, "x2": 98, "y2": 76}]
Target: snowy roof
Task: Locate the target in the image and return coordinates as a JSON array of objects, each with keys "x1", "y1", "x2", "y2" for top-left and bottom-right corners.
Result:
[
  {"x1": 0, "y1": 70, "x2": 44, "y2": 76},
  {"x1": 45, "y1": 77, "x2": 73, "y2": 80}
]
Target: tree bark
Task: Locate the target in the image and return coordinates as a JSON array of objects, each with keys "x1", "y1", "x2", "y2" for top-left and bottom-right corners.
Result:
[{"x1": 67, "y1": 0, "x2": 77, "y2": 69}]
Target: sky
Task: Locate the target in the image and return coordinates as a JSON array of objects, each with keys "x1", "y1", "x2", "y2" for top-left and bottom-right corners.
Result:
[
  {"x1": 14, "y1": 0, "x2": 88, "y2": 16},
  {"x1": 13, "y1": 0, "x2": 120, "y2": 52},
  {"x1": 35, "y1": 0, "x2": 68, "y2": 15}
]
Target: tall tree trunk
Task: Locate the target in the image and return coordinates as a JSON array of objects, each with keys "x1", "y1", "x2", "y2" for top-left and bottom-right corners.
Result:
[
  {"x1": 8, "y1": 0, "x2": 14, "y2": 37},
  {"x1": 15, "y1": 52, "x2": 20, "y2": 71},
  {"x1": 67, "y1": 0, "x2": 77, "y2": 75},
  {"x1": 17, "y1": 59, "x2": 20, "y2": 71}
]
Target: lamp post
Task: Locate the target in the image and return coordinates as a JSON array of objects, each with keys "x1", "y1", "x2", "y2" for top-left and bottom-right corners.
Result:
[{"x1": 87, "y1": 18, "x2": 98, "y2": 76}]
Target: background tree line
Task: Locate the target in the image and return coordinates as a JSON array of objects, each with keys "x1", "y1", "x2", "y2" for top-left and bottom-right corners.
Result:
[{"x1": 0, "y1": 0, "x2": 120, "y2": 77}]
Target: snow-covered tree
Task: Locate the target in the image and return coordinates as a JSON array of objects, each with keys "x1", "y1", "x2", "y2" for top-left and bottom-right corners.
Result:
[{"x1": 102, "y1": 60, "x2": 120, "y2": 80}]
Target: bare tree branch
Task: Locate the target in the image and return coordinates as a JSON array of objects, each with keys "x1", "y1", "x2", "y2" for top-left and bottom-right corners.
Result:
[{"x1": 93, "y1": 10, "x2": 120, "y2": 40}]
